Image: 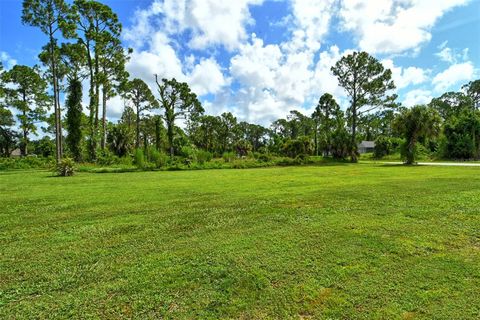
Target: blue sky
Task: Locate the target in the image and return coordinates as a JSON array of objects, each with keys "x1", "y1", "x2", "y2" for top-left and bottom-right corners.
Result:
[{"x1": 1, "y1": 0, "x2": 479, "y2": 125}]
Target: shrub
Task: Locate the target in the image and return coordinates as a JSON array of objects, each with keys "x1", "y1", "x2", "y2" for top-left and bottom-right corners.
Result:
[
  {"x1": 197, "y1": 150, "x2": 213, "y2": 164},
  {"x1": 282, "y1": 136, "x2": 312, "y2": 158},
  {"x1": 55, "y1": 157, "x2": 76, "y2": 176},
  {"x1": 180, "y1": 145, "x2": 197, "y2": 162},
  {"x1": 374, "y1": 136, "x2": 392, "y2": 159},
  {"x1": 96, "y1": 150, "x2": 121, "y2": 166},
  {"x1": 222, "y1": 151, "x2": 235, "y2": 163},
  {"x1": 0, "y1": 156, "x2": 52, "y2": 170},
  {"x1": 150, "y1": 149, "x2": 169, "y2": 168},
  {"x1": 134, "y1": 148, "x2": 145, "y2": 168},
  {"x1": 257, "y1": 153, "x2": 272, "y2": 162}
]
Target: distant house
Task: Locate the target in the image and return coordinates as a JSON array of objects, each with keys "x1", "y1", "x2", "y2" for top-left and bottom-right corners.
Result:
[
  {"x1": 10, "y1": 148, "x2": 21, "y2": 157},
  {"x1": 357, "y1": 141, "x2": 375, "y2": 154}
]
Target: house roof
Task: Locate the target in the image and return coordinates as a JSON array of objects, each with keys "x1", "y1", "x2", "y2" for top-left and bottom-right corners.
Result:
[{"x1": 358, "y1": 141, "x2": 375, "y2": 148}]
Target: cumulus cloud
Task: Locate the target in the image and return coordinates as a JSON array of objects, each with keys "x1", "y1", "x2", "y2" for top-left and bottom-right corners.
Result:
[
  {"x1": 381, "y1": 59, "x2": 429, "y2": 89},
  {"x1": 189, "y1": 58, "x2": 229, "y2": 96},
  {"x1": 0, "y1": 51, "x2": 17, "y2": 69},
  {"x1": 125, "y1": 0, "x2": 264, "y2": 51},
  {"x1": 435, "y1": 41, "x2": 470, "y2": 64},
  {"x1": 403, "y1": 89, "x2": 433, "y2": 107},
  {"x1": 338, "y1": 0, "x2": 470, "y2": 54},
  {"x1": 432, "y1": 62, "x2": 475, "y2": 92}
]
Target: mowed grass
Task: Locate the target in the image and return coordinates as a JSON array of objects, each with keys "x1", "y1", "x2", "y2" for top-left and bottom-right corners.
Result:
[{"x1": 0, "y1": 164, "x2": 479, "y2": 319}]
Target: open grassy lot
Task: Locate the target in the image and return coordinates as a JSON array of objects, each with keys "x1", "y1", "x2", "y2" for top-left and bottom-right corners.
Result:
[{"x1": 1, "y1": 164, "x2": 479, "y2": 319}]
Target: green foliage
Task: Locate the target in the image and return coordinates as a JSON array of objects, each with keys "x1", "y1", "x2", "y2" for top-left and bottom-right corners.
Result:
[
  {"x1": 0, "y1": 156, "x2": 52, "y2": 170},
  {"x1": 331, "y1": 51, "x2": 397, "y2": 162},
  {"x1": 156, "y1": 77, "x2": 204, "y2": 157},
  {"x1": 312, "y1": 93, "x2": 341, "y2": 156},
  {"x1": 442, "y1": 110, "x2": 480, "y2": 159},
  {"x1": 394, "y1": 105, "x2": 441, "y2": 164},
  {"x1": 133, "y1": 148, "x2": 145, "y2": 168},
  {"x1": 123, "y1": 78, "x2": 158, "y2": 148},
  {"x1": 373, "y1": 136, "x2": 395, "y2": 159},
  {"x1": 2, "y1": 65, "x2": 50, "y2": 156},
  {"x1": 180, "y1": 145, "x2": 198, "y2": 162},
  {"x1": 96, "y1": 150, "x2": 122, "y2": 166},
  {"x1": 31, "y1": 136, "x2": 55, "y2": 157},
  {"x1": 107, "y1": 124, "x2": 133, "y2": 157},
  {"x1": 150, "y1": 149, "x2": 169, "y2": 168},
  {"x1": 256, "y1": 153, "x2": 272, "y2": 162},
  {"x1": 282, "y1": 136, "x2": 313, "y2": 158},
  {"x1": 54, "y1": 157, "x2": 75, "y2": 176},
  {"x1": 222, "y1": 151, "x2": 236, "y2": 163},
  {"x1": 0, "y1": 106, "x2": 18, "y2": 157},
  {"x1": 65, "y1": 77, "x2": 83, "y2": 161},
  {"x1": 196, "y1": 150, "x2": 213, "y2": 164}
]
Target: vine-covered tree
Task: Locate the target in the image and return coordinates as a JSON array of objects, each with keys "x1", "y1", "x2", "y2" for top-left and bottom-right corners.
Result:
[
  {"x1": 332, "y1": 51, "x2": 396, "y2": 162},
  {"x1": 312, "y1": 93, "x2": 341, "y2": 156},
  {"x1": 394, "y1": 105, "x2": 441, "y2": 165},
  {"x1": 155, "y1": 76, "x2": 204, "y2": 157},
  {"x1": 3, "y1": 65, "x2": 50, "y2": 156},
  {"x1": 22, "y1": 0, "x2": 76, "y2": 162},
  {"x1": 65, "y1": 77, "x2": 83, "y2": 161}
]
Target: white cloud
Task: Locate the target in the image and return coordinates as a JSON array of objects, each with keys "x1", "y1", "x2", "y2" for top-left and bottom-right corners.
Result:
[
  {"x1": 124, "y1": 0, "x2": 264, "y2": 51},
  {"x1": 432, "y1": 62, "x2": 475, "y2": 92},
  {"x1": 403, "y1": 89, "x2": 433, "y2": 106},
  {"x1": 0, "y1": 51, "x2": 17, "y2": 69},
  {"x1": 289, "y1": 0, "x2": 337, "y2": 52},
  {"x1": 435, "y1": 41, "x2": 470, "y2": 64},
  {"x1": 338, "y1": 0, "x2": 470, "y2": 54},
  {"x1": 188, "y1": 58, "x2": 229, "y2": 96},
  {"x1": 382, "y1": 59, "x2": 428, "y2": 89}
]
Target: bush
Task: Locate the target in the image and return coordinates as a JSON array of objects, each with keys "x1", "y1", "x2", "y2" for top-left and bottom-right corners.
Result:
[
  {"x1": 196, "y1": 150, "x2": 213, "y2": 164},
  {"x1": 180, "y1": 145, "x2": 198, "y2": 162},
  {"x1": 257, "y1": 153, "x2": 272, "y2": 162},
  {"x1": 222, "y1": 151, "x2": 235, "y2": 163},
  {"x1": 0, "y1": 156, "x2": 52, "y2": 170},
  {"x1": 134, "y1": 148, "x2": 145, "y2": 168},
  {"x1": 55, "y1": 157, "x2": 75, "y2": 176},
  {"x1": 150, "y1": 149, "x2": 169, "y2": 168},
  {"x1": 96, "y1": 150, "x2": 121, "y2": 166},
  {"x1": 282, "y1": 136, "x2": 312, "y2": 158},
  {"x1": 374, "y1": 136, "x2": 392, "y2": 159}
]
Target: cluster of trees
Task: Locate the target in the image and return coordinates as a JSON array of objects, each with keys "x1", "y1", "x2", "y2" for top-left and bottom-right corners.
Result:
[{"x1": 1, "y1": 0, "x2": 479, "y2": 166}]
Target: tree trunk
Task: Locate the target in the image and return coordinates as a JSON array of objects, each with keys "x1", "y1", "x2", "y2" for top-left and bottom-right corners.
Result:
[
  {"x1": 49, "y1": 30, "x2": 61, "y2": 163},
  {"x1": 101, "y1": 86, "x2": 107, "y2": 150},
  {"x1": 135, "y1": 105, "x2": 140, "y2": 149},
  {"x1": 351, "y1": 106, "x2": 358, "y2": 163},
  {"x1": 155, "y1": 117, "x2": 161, "y2": 151},
  {"x1": 56, "y1": 76, "x2": 63, "y2": 159},
  {"x1": 167, "y1": 123, "x2": 174, "y2": 158},
  {"x1": 85, "y1": 40, "x2": 97, "y2": 161}
]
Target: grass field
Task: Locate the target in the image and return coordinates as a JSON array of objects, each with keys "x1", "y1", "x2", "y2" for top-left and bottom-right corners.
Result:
[{"x1": 1, "y1": 164, "x2": 479, "y2": 319}]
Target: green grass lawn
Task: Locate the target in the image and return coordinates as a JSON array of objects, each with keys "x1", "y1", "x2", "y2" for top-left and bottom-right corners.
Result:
[{"x1": 1, "y1": 164, "x2": 479, "y2": 319}]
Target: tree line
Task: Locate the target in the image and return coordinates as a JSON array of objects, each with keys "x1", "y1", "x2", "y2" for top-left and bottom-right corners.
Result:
[{"x1": 0, "y1": 0, "x2": 479, "y2": 166}]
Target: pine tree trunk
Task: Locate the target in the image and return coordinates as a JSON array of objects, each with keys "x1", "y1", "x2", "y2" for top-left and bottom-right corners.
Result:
[
  {"x1": 49, "y1": 30, "x2": 61, "y2": 163},
  {"x1": 101, "y1": 86, "x2": 107, "y2": 150}
]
